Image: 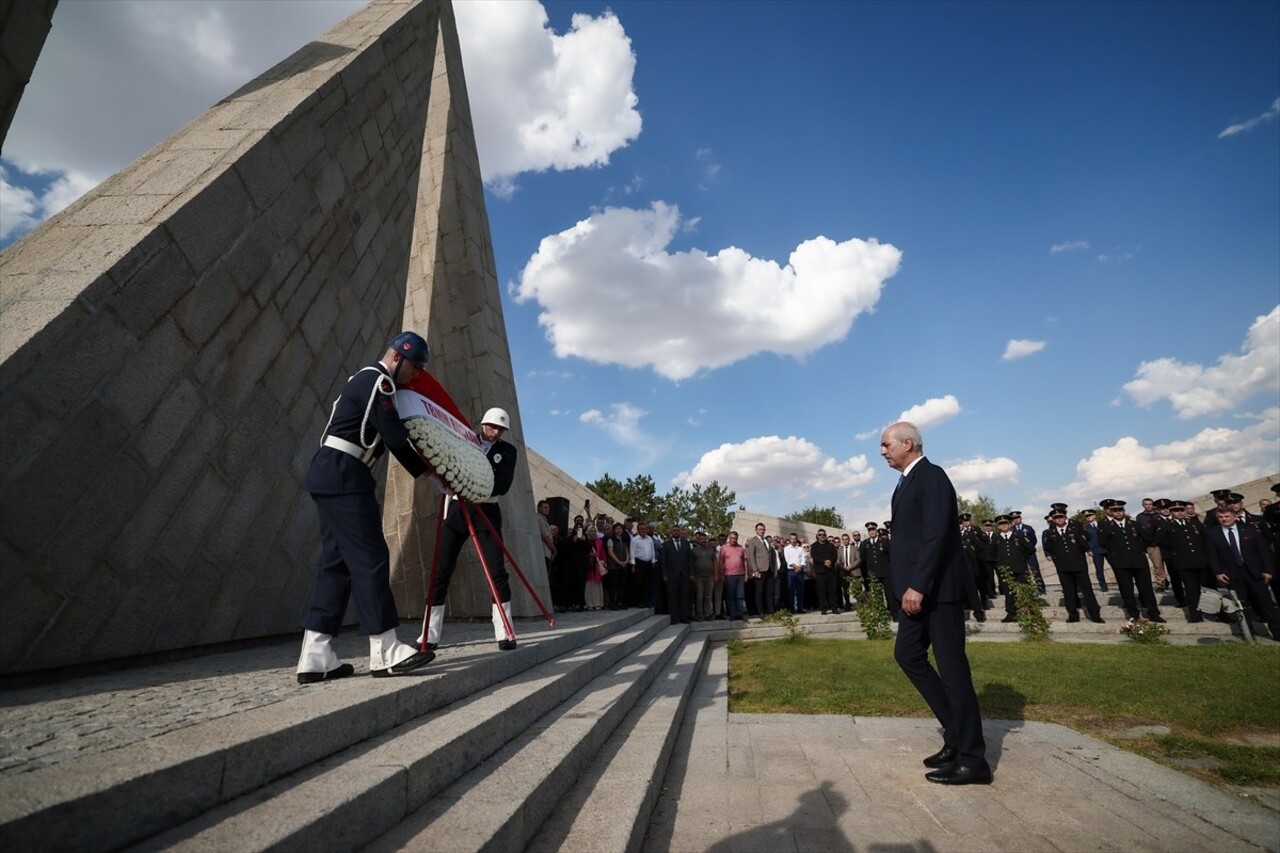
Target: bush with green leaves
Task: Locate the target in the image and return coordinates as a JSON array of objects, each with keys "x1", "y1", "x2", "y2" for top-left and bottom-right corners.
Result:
[
  {"x1": 855, "y1": 576, "x2": 893, "y2": 640},
  {"x1": 760, "y1": 609, "x2": 807, "y2": 641},
  {"x1": 997, "y1": 566, "x2": 1049, "y2": 641}
]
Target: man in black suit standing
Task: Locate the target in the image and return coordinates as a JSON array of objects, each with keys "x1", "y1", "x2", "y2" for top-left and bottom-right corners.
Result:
[
  {"x1": 661, "y1": 525, "x2": 694, "y2": 624},
  {"x1": 881, "y1": 421, "x2": 991, "y2": 785},
  {"x1": 1205, "y1": 507, "x2": 1280, "y2": 639}
]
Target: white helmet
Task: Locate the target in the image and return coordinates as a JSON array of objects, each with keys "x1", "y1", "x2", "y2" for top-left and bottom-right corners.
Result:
[{"x1": 480, "y1": 407, "x2": 511, "y2": 430}]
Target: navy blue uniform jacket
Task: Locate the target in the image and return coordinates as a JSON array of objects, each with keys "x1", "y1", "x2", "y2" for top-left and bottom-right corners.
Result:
[
  {"x1": 303, "y1": 364, "x2": 427, "y2": 495},
  {"x1": 889, "y1": 457, "x2": 967, "y2": 604}
]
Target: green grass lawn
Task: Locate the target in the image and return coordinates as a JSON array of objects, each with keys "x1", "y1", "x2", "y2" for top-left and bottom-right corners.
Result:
[{"x1": 728, "y1": 637, "x2": 1280, "y2": 788}]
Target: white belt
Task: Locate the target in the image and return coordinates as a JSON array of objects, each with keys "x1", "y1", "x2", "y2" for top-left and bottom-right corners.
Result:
[{"x1": 323, "y1": 435, "x2": 377, "y2": 468}]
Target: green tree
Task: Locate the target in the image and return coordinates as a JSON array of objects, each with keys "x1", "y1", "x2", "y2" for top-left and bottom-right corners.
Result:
[
  {"x1": 784, "y1": 505, "x2": 845, "y2": 528},
  {"x1": 957, "y1": 493, "x2": 1008, "y2": 524},
  {"x1": 687, "y1": 480, "x2": 737, "y2": 536},
  {"x1": 584, "y1": 473, "x2": 662, "y2": 522},
  {"x1": 584, "y1": 473, "x2": 625, "y2": 517},
  {"x1": 654, "y1": 486, "x2": 693, "y2": 534}
]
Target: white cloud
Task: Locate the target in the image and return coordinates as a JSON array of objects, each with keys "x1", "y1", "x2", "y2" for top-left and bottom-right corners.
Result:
[
  {"x1": 1218, "y1": 97, "x2": 1280, "y2": 139},
  {"x1": 676, "y1": 435, "x2": 876, "y2": 496},
  {"x1": 1123, "y1": 305, "x2": 1280, "y2": 419},
  {"x1": 898, "y1": 394, "x2": 962, "y2": 430},
  {"x1": 454, "y1": 1, "x2": 641, "y2": 195},
  {"x1": 854, "y1": 428, "x2": 880, "y2": 441},
  {"x1": 1050, "y1": 240, "x2": 1089, "y2": 253},
  {"x1": 514, "y1": 201, "x2": 902, "y2": 380},
  {"x1": 579, "y1": 402, "x2": 649, "y2": 446},
  {"x1": 1038, "y1": 408, "x2": 1280, "y2": 505},
  {"x1": 944, "y1": 455, "x2": 1020, "y2": 501},
  {"x1": 1002, "y1": 339, "x2": 1046, "y2": 361},
  {"x1": 0, "y1": 167, "x2": 40, "y2": 240},
  {"x1": 1097, "y1": 247, "x2": 1137, "y2": 263}
]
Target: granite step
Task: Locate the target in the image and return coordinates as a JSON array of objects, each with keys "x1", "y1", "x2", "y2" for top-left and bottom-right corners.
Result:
[
  {"x1": 363, "y1": 623, "x2": 693, "y2": 852},
  {"x1": 527, "y1": 634, "x2": 709, "y2": 853},
  {"x1": 130, "y1": 615, "x2": 671, "y2": 852}
]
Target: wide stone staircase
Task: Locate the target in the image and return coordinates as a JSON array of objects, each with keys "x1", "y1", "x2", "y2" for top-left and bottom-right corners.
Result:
[
  {"x1": 0, "y1": 610, "x2": 707, "y2": 853},
  {"x1": 1, "y1": 587, "x2": 1270, "y2": 853}
]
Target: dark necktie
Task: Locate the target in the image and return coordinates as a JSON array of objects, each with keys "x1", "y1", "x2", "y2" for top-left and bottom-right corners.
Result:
[{"x1": 1227, "y1": 528, "x2": 1243, "y2": 566}]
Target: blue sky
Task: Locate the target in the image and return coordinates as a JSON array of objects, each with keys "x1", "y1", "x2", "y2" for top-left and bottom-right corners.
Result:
[{"x1": 2, "y1": 0, "x2": 1277, "y2": 529}]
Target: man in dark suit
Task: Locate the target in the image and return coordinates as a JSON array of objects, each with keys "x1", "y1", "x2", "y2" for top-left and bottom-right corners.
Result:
[
  {"x1": 1096, "y1": 498, "x2": 1163, "y2": 622},
  {"x1": 661, "y1": 526, "x2": 694, "y2": 624},
  {"x1": 1009, "y1": 511, "x2": 1047, "y2": 594},
  {"x1": 1205, "y1": 507, "x2": 1280, "y2": 639},
  {"x1": 1157, "y1": 500, "x2": 1214, "y2": 622},
  {"x1": 881, "y1": 421, "x2": 990, "y2": 785},
  {"x1": 859, "y1": 522, "x2": 895, "y2": 618},
  {"x1": 1042, "y1": 509, "x2": 1103, "y2": 623}
]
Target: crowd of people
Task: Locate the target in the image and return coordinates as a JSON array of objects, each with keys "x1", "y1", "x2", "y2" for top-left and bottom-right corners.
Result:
[{"x1": 537, "y1": 486, "x2": 1280, "y2": 639}]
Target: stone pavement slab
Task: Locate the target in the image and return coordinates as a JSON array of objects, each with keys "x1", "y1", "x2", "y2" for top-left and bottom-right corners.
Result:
[{"x1": 645, "y1": 645, "x2": 1280, "y2": 853}]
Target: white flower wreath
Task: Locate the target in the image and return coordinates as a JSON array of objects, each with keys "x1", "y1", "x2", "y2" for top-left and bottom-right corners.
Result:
[{"x1": 404, "y1": 416, "x2": 494, "y2": 502}]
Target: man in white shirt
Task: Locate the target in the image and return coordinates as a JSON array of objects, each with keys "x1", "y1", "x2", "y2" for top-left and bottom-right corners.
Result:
[
  {"x1": 783, "y1": 533, "x2": 807, "y2": 614},
  {"x1": 631, "y1": 522, "x2": 657, "y2": 609}
]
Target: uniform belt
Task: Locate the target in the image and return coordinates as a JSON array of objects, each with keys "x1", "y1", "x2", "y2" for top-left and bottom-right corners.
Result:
[{"x1": 322, "y1": 435, "x2": 378, "y2": 468}]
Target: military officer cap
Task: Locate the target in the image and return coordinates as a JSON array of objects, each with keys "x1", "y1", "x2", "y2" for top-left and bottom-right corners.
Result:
[
  {"x1": 1228, "y1": 492, "x2": 1244, "y2": 502},
  {"x1": 1049, "y1": 509, "x2": 1066, "y2": 519},
  {"x1": 1211, "y1": 488, "x2": 1232, "y2": 499},
  {"x1": 959, "y1": 512, "x2": 972, "y2": 521},
  {"x1": 1011, "y1": 510, "x2": 1023, "y2": 516},
  {"x1": 1153, "y1": 498, "x2": 1173, "y2": 510},
  {"x1": 1044, "y1": 513, "x2": 1053, "y2": 521},
  {"x1": 1100, "y1": 498, "x2": 1125, "y2": 510},
  {"x1": 884, "y1": 521, "x2": 892, "y2": 529},
  {"x1": 994, "y1": 514, "x2": 1012, "y2": 524},
  {"x1": 865, "y1": 521, "x2": 878, "y2": 529},
  {"x1": 1171, "y1": 501, "x2": 1188, "y2": 510},
  {"x1": 1050, "y1": 502, "x2": 1068, "y2": 512}
]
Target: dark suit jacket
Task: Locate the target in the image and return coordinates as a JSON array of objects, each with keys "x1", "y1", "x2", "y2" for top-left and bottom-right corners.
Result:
[
  {"x1": 660, "y1": 536, "x2": 694, "y2": 580},
  {"x1": 1205, "y1": 522, "x2": 1275, "y2": 582},
  {"x1": 888, "y1": 457, "x2": 967, "y2": 604}
]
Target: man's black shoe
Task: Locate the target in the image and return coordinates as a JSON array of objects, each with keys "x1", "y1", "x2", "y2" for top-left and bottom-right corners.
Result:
[
  {"x1": 1187, "y1": 612, "x2": 1204, "y2": 623},
  {"x1": 372, "y1": 650, "x2": 435, "y2": 678},
  {"x1": 974, "y1": 611, "x2": 986, "y2": 622},
  {"x1": 1066, "y1": 613, "x2": 1080, "y2": 623},
  {"x1": 1089, "y1": 614, "x2": 1105, "y2": 624},
  {"x1": 923, "y1": 746, "x2": 958, "y2": 768},
  {"x1": 497, "y1": 639, "x2": 517, "y2": 651},
  {"x1": 1148, "y1": 614, "x2": 1166, "y2": 623},
  {"x1": 297, "y1": 663, "x2": 355, "y2": 685},
  {"x1": 926, "y1": 763, "x2": 993, "y2": 785},
  {"x1": 1000, "y1": 615, "x2": 1017, "y2": 623}
]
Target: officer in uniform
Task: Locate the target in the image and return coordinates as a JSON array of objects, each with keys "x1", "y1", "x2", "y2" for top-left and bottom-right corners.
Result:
[
  {"x1": 985, "y1": 515, "x2": 1033, "y2": 622},
  {"x1": 959, "y1": 513, "x2": 991, "y2": 615},
  {"x1": 1096, "y1": 499, "x2": 1164, "y2": 622},
  {"x1": 1042, "y1": 508, "x2": 1103, "y2": 623},
  {"x1": 1157, "y1": 500, "x2": 1214, "y2": 622},
  {"x1": 1203, "y1": 489, "x2": 1233, "y2": 528},
  {"x1": 859, "y1": 522, "x2": 894, "y2": 618},
  {"x1": 296, "y1": 332, "x2": 438, "y2": 683},
  {"x1": 421, "y1": 407, "x2": 519, "y2": 651},
  {"x1": 1009, "y1": 511, "x2": 1047, "y2": 594}
]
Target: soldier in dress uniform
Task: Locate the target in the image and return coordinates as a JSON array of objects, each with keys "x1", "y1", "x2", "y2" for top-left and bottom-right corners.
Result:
[
  {"x1": 1096, "y1": 499, "x2": 1164, "y2": 622},
  {"x1": 1152, "y1": 498, "x2": 1186, "y2": 606},
  {"x1": 1157, "y1": 500, "x2": 1214, "y2": 622},
  {"x1": 1042, "y1": 508, "x2": 1103, "y2": 623},
  {"x1": 985, "y1": 514, "x2": 1034, "y2": 622},
  {"x1": 296, "y1": 332, "x2": 438, "y2": 683},
  {"x1": 959, "y1": 513, "x2": 991, "y2": 616},
  {"x1": 1203, "y1": 489, "x2": 1233, "y2": 528},
  {"x1": 421, "y1": 406, "x2": 520, "y2": 651},
  {"x1": 1009, "y1": 511, "x2": 1047, "y2": 594},
  {"x1": 860, "y1": 522, "x2": 894, "y2": 618}
]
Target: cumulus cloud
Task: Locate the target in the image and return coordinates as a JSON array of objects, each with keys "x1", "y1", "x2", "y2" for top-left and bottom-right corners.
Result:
[
  {"x1": 514, "y1": 202, "x2": 902, "y2": 380},
  {"x1": 1123, "y1": 305, "x2": 1280, "y2": 419},
  {"x1": 1218, "y1": 97, "x2": 1280, "y2": 139},
  {"x1": 454, "y1": 1, "x2": 640, "y2": 195},
  {"x1": 898, "y1": 395, "x2": 962, "y2": 430},
  {"x1": 1001, "y1": 339, "x2": 1046, "y2": 361},
  {"x1": 1037, "y1": 408, "x2": 1280, "y2": 505},
  {"x1": 1050, "y1": 240, "x2": 1089, "y2": 253},
  {"x1": 945, "y1": 455, "x2": 1020, "y2": 500},
  {"x1": 0, "y1": 167, "x2": 40, "y2": 240},
  {"x1": 579, "y1": 402, "x2": 649, "y2": 445},
  {"x1": 2, "y1": 1, "x2": 637, "y2": 241},
  {"x1": 675, "y1": 435, "x2": 876, "y2": 496}
]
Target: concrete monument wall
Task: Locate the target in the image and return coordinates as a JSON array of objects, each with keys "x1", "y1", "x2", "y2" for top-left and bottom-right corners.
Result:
[
  {"x1": 0, "y1": 0, "x2": 58, "y2": 149},
  {"x1": 0, "y1": 0, "x2": 539, "y2": 674}
]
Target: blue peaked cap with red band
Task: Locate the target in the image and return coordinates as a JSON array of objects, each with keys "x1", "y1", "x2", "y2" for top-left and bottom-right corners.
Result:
[{"x1": 388, "y1": 331, "x2": 430, "y2": 369}]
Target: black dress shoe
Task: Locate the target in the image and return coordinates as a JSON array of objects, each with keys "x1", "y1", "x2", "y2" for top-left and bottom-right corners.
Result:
[
  {"x1": 923, "y1": 746, "x2": 958, "y2": 768},
  {"x1": 1000, "y1": 615, "x2": 1017, "y2": 623},
  {"x1": 974, "y1": 611, "x2": 986, "y2": 622},
  {"x1": 372, "y1": 649, "x2": 435, "y2": 677},
  {"x1": 926, "y1": 763, "x2": 993, "y2": 785},
  {"x1": 497, "y1": 639, "x2": 517, "y2": 651},
  {"x1": 1148, "y1": 614, "x2": 1166, "y2": 623},
  {"x1": 297, "y1": 663, "x2": 355, "y2": 685},
  {"x1": 1187, "y1": 613, "x2": 1204, "y2": 623},
  {"x1": 1089, "y1": 614, "x2": 1105, "y2": 624},
  {"x1": 1066, "y1": 613, "x2": 1080, "y2": 623}
]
